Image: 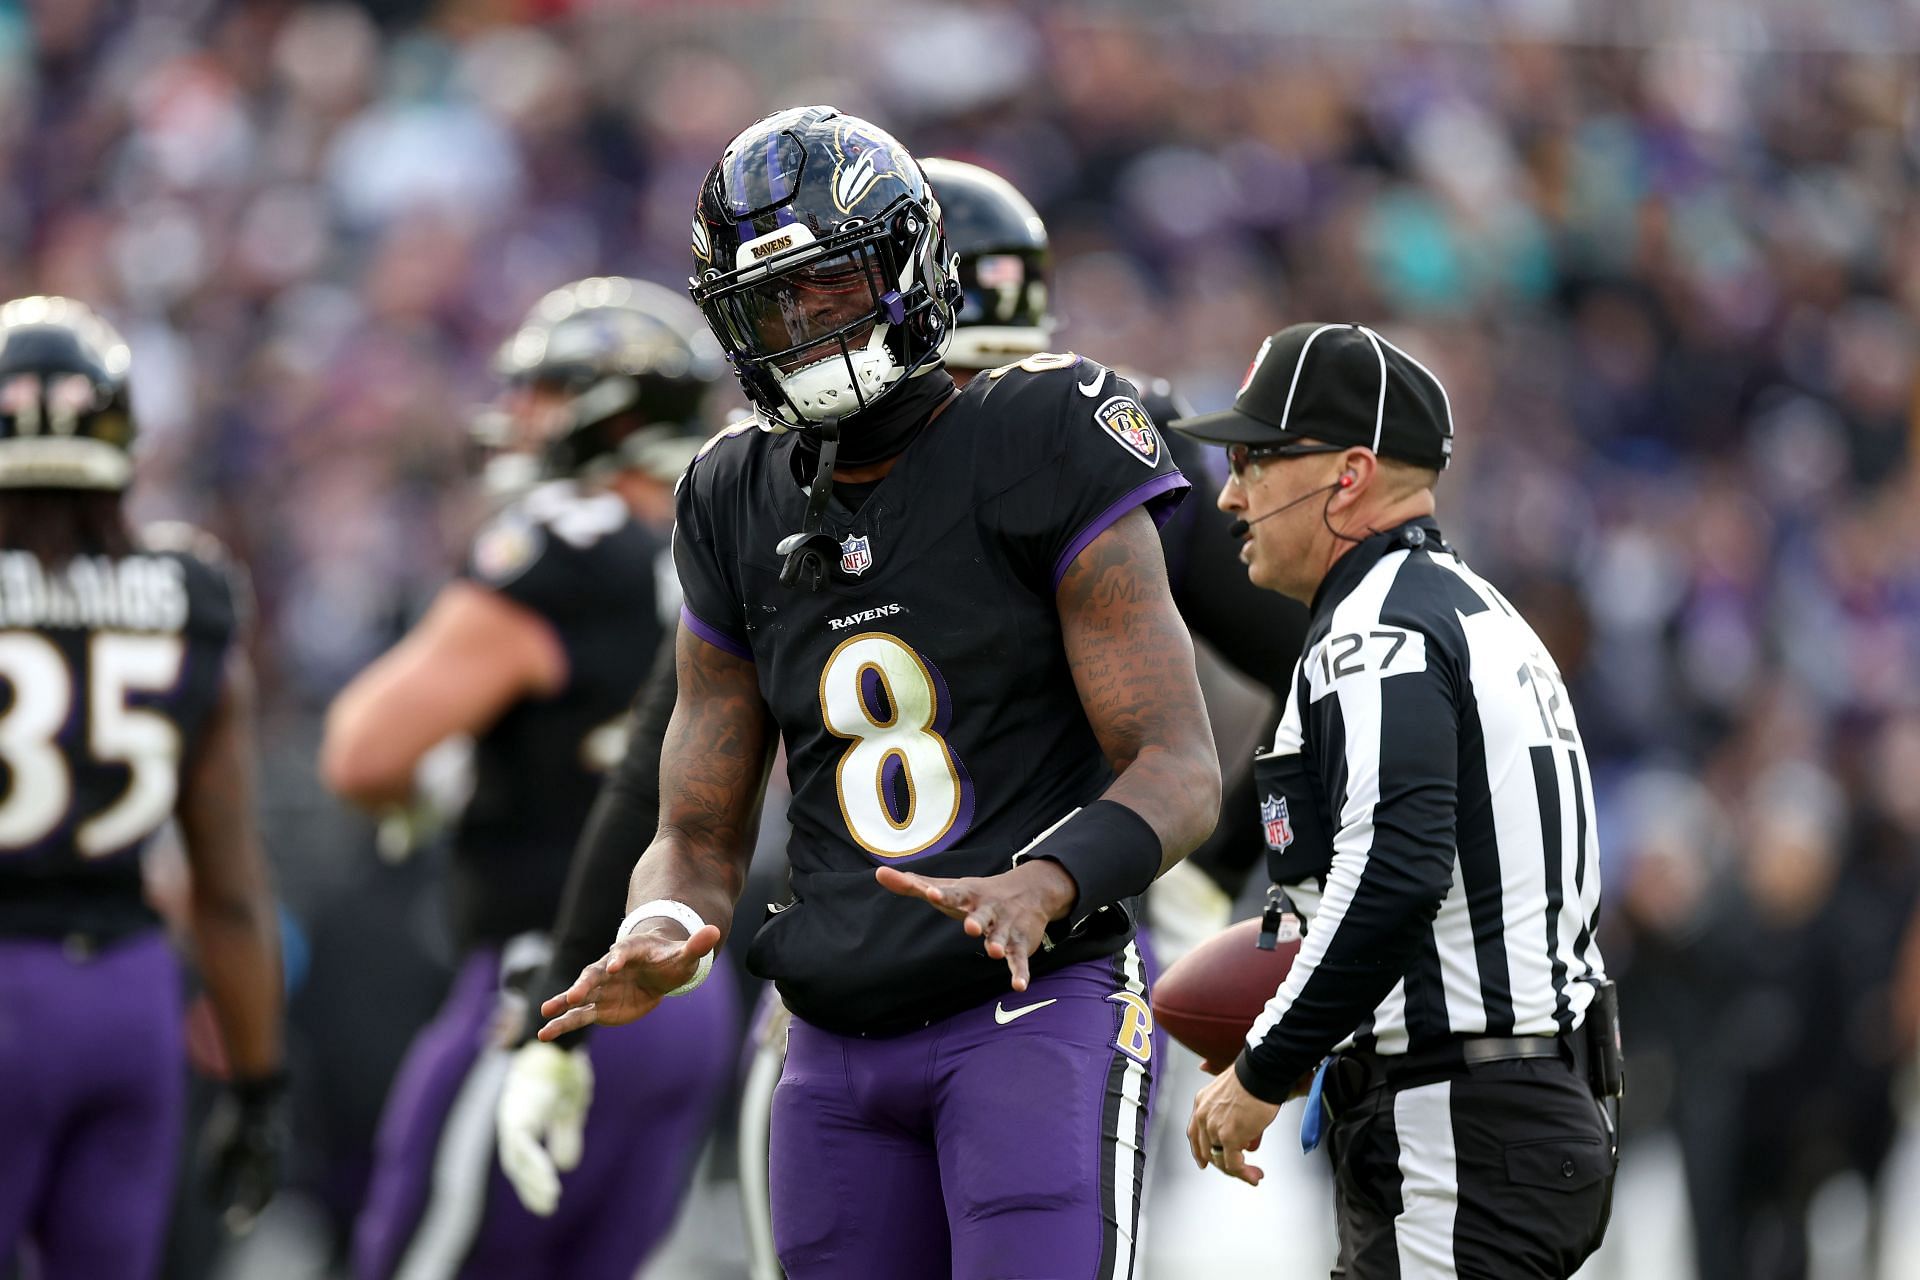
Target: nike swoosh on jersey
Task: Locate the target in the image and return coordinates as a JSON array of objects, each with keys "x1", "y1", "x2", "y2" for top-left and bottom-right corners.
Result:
[
  {"x1": 993, "y1": 998, "x2": 1058, "y2": 1025},
  {"x1": 1077, "y1": 370, "x2": 1106, "y2": 397}
]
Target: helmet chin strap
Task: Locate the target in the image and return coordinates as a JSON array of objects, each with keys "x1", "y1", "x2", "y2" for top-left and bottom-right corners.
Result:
[
  {"x1": 777, "y1": 373, "x2": 957, "y2": 592},
  {"x1": 776, "y1": 417, "x2": 842, "y2": 591}
]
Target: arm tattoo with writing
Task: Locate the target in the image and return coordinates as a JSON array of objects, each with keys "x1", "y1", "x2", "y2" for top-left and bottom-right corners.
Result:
[{"x1": 1056, "y1": 508, "x2": 1221, "y2": 866}]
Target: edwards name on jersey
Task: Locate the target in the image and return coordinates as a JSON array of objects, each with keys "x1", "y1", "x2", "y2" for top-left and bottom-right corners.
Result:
[
  {"x1": 675, "y1": 356, "x2": 1188, "y2": 1034},
  {"x1": 0, "y1": 525, "x2": 241, "y2": 940},
  {"x1": 453, "y1": 481, "x2": 671, "y2": 947}
]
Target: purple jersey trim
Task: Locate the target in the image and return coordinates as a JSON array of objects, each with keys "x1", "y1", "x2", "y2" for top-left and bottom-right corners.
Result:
[
  {"x1": 1051, "y1": 471, "x2": 1191, "y2": 591},
  {"x1": 680, "y1": 604, "x2": 753, "y2": 662}
]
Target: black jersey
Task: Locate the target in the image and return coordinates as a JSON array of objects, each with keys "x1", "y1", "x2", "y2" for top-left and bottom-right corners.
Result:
[
  {"x1": 675, "y1": 356, "x2": 1189, "y2": 1034},
  {"x1": 450, "y1": 481, "x2": 669, "y2": 947},
  {"x1": 0, "y1": 525, "x2": 240, "y2": 941}
]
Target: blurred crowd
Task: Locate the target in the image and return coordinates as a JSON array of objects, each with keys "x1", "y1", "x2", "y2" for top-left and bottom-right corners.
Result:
[{"x1": 8, "y1": 1, "x2": 1920, "y2": 1276}]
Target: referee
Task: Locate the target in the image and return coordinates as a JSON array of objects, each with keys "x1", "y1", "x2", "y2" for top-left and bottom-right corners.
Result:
[{"x1": 1179, "y1": 323, "x2": 1620, "y2": 1278}]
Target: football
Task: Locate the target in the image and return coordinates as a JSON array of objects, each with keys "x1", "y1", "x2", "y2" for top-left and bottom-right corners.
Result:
[{"x1": 1152, "y1": 917, "x2": 1301, "y2": 1068}]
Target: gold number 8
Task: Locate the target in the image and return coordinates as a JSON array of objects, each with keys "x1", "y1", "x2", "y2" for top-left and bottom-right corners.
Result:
[{"x1": 819, "y1": 631, "x2": 968, "y2": 858}]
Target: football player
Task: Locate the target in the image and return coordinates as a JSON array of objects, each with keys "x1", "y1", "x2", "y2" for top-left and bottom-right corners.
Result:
[
  {"x1": 0, "y1": 297, "x2": 287, "y2": 1277},
  {"x1": 538, "y1": 107, "x2": 1221, "y2": 1279},
  {"x1": 321, "y1": 278, "x2": 739, "y2": 1280}
]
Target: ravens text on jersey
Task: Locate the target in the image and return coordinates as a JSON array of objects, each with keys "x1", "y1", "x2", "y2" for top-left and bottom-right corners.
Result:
[{"x1": 674, "y1": 355, "x2": 1191, "y2": 1032}]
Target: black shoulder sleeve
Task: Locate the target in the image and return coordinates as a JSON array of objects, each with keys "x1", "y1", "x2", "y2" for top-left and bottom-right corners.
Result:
[
  {"x1": 672, "y1": 446, "x2": 753, "y2": 659},
  {"x1": 522, "y1": 638, "x2": 680, "y2": 1048},
  {"x1": 461, "y1": 501, "x2": 576, "y2": 620},
  {"x1": 988, "y1": 357, "x2": 1190, "y2": 592}
]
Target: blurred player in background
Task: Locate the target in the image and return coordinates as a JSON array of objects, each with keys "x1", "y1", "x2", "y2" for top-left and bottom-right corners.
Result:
[
  {"x1": 320, "y1": 278, "x2": 739, "y2": 1280},
  {"x1": 0, "y1": 297, "x2": 287, "y2": 1279},
  {"x1": 538, "y1": 106, "x2": 1220, "y2": 1279}
]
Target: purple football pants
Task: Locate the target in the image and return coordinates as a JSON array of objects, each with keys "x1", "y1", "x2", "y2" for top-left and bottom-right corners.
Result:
[
  {"x1": 0, "y1": 931, "x2": 184, "y2": 1280},
  {"x1": 353, "y1": 947, "x2": 738, "y2": 1280},
  {"x1": 770, "y1": 942, "x2": 1158, "y2": 1280}
]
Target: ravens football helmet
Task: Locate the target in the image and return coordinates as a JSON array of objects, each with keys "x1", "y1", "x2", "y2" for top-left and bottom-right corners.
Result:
[
  {"x1": 689, "y1": 105, "x2": 960, "y2": 427},
  {"x1": 919, "y1": 158, "x2": 1053, "y2": 372},
  {"x1": 492, "y1": 276, "x2": 724, "y2": 486},
  {"x1": 0, "y1": 296, "x2": 135, "y2": 490}
]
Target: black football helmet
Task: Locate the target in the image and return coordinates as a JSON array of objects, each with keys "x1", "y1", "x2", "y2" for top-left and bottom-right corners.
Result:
[
  {"x1": 492, "y1": 276, "x2": 724, "y2": 485},
  {"x1": 0, "y1": 296, "x2": 135, "y2": 490},
  {"x1": 1123, "y1": 370, "x2": 1196, "y2": 430},
  {"x1": 689, "y1": 105, "x2": 960, "y2": 428},
  {"x1": 920, "y1": 159, "x2": 1053, "y2": 371}
]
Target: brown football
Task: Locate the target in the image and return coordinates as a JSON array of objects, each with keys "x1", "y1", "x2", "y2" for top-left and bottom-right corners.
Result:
[{"x1": 1152, "y1": 917, "x2": 1301, "y2": 1068}]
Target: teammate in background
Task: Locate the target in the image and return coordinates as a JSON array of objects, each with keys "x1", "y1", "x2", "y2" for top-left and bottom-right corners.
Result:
[
  {"x1": 321, "y1": 278, "x2": 738, "y2": 1280},
  {"x1": 538, "y1": 107, "x2": 1220, "y2": 1279},
  {"x1": 0, "y1": 297, "x2": 286, "y2": 1278}
]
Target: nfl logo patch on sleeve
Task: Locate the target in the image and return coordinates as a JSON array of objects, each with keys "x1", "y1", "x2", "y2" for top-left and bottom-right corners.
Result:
[
  {"x1": 839, "y1": 533, "x2": 873, "y2": 576},
  {"x1": 1094, "y1": 395, "x2": 1161, "y2": 465},
  {"x1": 1261, "y1": 794, "x2": 1294, "y2": 852}
]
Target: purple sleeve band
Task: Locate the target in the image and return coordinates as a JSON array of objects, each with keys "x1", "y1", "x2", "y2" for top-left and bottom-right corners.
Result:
[
  {"x1": 1050, "y1": 471, "x2": 1192, "y2": 591},
  {"x1": 679, "y1": 605, "x2": 753, "y2": 662}
]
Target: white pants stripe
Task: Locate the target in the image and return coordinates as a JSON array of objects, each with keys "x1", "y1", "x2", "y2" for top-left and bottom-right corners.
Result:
[
  {"x1": 1391, "y1": 1080, "x2": 1460, "y2": 1279},
  {"x1": 394, "y1": 1048, "x2": 510, "y2": 1280}
]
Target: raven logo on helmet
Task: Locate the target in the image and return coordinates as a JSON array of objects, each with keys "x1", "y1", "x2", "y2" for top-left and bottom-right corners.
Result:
[{"x1": 829, "y1": 119, "x2": 914, "y2": 214}]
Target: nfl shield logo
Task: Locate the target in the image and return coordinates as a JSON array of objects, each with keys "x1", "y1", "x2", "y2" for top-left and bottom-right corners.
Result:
[
  {"x1": 839, "y1": 534, "x2": 873, "y2": 577},
  {"x1": 1261, "y1": 794, "x2": 1294, "y2": 852}
]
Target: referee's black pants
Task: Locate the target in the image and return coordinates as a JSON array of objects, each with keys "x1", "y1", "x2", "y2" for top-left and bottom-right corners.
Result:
[{"x1": 1323, "y1": 1049, "x2": 1616, "y2": 1279}]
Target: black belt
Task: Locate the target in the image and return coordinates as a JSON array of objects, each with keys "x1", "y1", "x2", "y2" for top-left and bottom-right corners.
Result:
[{"x1": 1330, "y1": 1034, "x2": 1573, "y2": 1106}]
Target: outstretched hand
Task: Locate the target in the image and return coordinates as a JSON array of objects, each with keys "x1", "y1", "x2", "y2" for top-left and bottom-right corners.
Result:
[
  {"x1": 537, "y1": 922, "x2": 721, "y2": 1040},
  {"x1": 875, "y1": 860, "x2": 1077, "y2": 992}
]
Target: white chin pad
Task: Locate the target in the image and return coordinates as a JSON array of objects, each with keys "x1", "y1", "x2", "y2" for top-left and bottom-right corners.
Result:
[{"x1": 775, "y1": 328, "x2": 899, "y2": 422}]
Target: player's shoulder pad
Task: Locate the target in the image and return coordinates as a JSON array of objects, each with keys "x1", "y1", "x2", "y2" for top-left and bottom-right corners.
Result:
[
  {"x1": 140, "y1": 519, "x2": 236, "y2": 566},
  {"x1": 973, "y1": 352, "x2": 1165, "y2": 470},
  {"x1": 679, "y1": 412, "x2": 777, "y2": 496},
  {"x1": 470, "y1": 481, "x2": 632, "y2": 589},
  {"x1": 139, "y1": 520, "x2": 254, "y2": 637}
]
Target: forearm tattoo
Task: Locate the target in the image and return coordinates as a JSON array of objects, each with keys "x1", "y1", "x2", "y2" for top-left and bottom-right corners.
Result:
[{"x1": 1056, "y1": 508, "x2": 1220, "y2": 864}]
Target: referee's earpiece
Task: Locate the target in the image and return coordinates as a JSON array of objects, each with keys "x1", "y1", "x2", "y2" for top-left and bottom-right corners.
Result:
[{"x1": 1339, "y1": 473, "x2": 1355, "y2": 488}]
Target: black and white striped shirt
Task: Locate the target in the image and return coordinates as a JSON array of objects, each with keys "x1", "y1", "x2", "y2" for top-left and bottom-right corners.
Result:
[{"x1": 1235, "y1": 516, "x2": 1607, "y2": 1102}]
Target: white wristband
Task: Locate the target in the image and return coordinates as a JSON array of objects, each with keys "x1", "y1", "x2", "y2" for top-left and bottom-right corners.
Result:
[{"x1": 616, "y1": 899, "x2": 713, "y2": 997}]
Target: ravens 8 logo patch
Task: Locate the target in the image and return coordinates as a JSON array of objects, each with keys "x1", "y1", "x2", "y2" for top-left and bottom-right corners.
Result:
[{"x1": 1094, "y1": 395, "x2": 1160, "y2": 466}]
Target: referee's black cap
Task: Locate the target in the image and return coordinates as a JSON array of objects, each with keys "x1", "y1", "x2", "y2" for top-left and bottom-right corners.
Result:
[{"x1": 1170, "y1": 322, "x2": 1454, "y2": 471}]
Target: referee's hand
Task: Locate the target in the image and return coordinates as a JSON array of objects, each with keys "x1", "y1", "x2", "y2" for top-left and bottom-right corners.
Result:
[{"x1": 1188, "y1": 1068, "x2": 1279, "y2": 1186}]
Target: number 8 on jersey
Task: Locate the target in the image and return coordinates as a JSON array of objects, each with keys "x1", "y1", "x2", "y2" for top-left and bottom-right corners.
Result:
[{"x1": 819, "y1": 632, "x2": 973, "y2": 859}]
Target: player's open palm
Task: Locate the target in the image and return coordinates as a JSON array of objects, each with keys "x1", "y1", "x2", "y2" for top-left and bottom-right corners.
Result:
[
  {"x1": 876, "y1": 860, "x2": 1076, "y2": 993},
  {"x1": 537, "y1": 924, "x2": 721, "y2": 1039}
]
